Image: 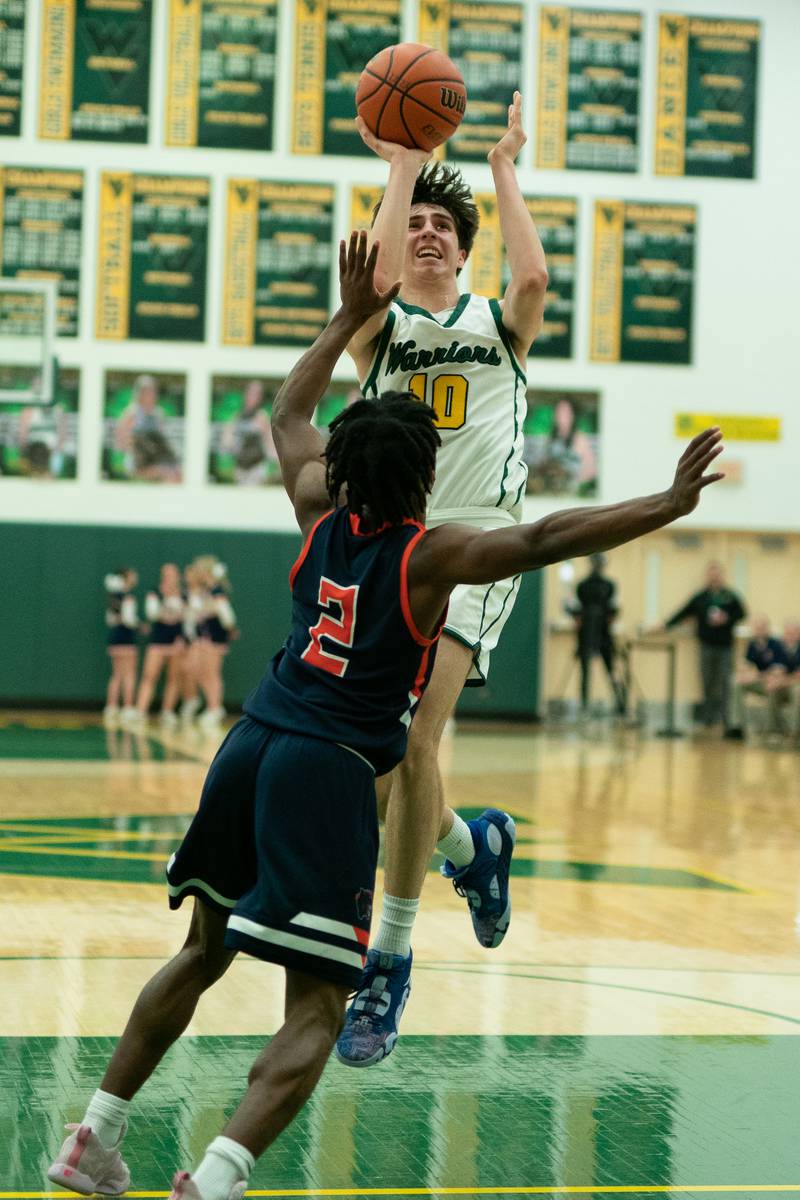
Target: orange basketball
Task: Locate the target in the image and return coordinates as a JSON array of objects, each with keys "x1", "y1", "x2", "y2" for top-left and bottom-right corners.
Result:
[{"x1": 356, "y1": 42, "x2": 467, "y2": 152}]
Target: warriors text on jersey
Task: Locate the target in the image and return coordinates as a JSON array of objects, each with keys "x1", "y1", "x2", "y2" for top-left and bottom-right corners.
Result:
[
  {"x1": 360, "y1": 295, "x2": 528, "y2": 521},
  {"x1": 244, "y1": 507, "x2": 444, "y2": 776}
]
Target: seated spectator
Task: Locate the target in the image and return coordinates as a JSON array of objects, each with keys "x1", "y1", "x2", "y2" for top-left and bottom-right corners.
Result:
[
  {"x1": 764, "y1": 620, "x2": 800, "y2": 737},
  {"x1": 725, "y1": 615, "x2": 787, "y2": 739}
]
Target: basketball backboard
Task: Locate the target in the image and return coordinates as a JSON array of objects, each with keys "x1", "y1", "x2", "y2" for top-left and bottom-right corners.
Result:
[{"x1": 0, "y1": 278, "x2": 57, "y2": 405}]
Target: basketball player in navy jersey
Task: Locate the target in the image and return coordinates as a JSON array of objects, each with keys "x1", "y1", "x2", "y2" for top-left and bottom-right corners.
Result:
[{"x1": 48, "y1": 233, "x2": 723, "y2": 1200}]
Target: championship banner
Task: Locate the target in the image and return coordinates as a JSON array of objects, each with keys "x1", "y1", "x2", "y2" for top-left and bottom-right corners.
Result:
[
  {"x1": 0, "y1": 166, "x2": 84, "y2": 337},
  {"x1": 418, "y1": 0, "x2": 523, "y2": 162},
  {"x1": 39, "y1": 0, "x2": 152, "y2": 142},
  {"x1": 675, "y1": 413, "x2": 780, "y2": 442},
  {"x1": 96, "y1": 172, "x2": 209, "y2": 342},
  {"x1": 223, "y1": 180, "x2": 334, "y2": 347},
  {"x1": 655, "y1": 15, "x2": 759, "y2": 179},
  {"x1": 537, "y1": 6, "x2": 642, "y2": 172},
  {"x1": 590, "y1": 200, "x2": 696, "y2": 365},
  {"x1": 0, "y1": 0, "x2": 24, "y2": 135},
  {"x1": 471, "y1": 192, "x2": 576, "y2": 359},
  {"x1": 166, "y1": 0, "x2": 277, "y2": 150},
  {"x1": 293, "y1": 0, "x2": 400, "y2": 155},
  {"x1": 0, "y1": 366, "x2": 80, "y2": 478},
  {"x1": 102, "y1": 370, "x2": 186, "y2": 483}
]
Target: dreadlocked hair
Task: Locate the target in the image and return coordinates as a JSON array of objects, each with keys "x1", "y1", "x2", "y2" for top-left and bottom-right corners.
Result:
[
  {"x1": 372, "y1": 162, "x2": 479, "y2": 267},
  {"x1": 325, "y1": 392, "x2": 440, "y2": 528}
]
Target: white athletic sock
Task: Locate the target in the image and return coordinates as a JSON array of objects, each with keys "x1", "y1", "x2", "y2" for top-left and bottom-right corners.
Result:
[
  {"x1": 437, "y1": 813, "x2": 476, "y2": 868},
  {"x1": 193, "y1": 1136, "x2": 254, "y2": 1200},
  {"x1": 371, "y1": 894, "x2": 419, "y2": 957},
  {"x1": 82, "y1": 1089, "x2": 130, "y2": 1150}
]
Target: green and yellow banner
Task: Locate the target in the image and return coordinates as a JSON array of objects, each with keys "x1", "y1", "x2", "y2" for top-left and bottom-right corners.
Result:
[
  {"x1": 223, "y1": 180, "x2": 334, "y2": 346},
  {"x1": 537, "y1": 6, "x2": 642, "y2": 172},
  {"x1": 471, "y1": 193, "x2": 577, "y2": 358},
  {"x1": 166, "y1": 0, "x2": 277, "y2": 150},
  {"x1": 675, "y1": 413, "x2": 780, "y2": 442},
  {"x1": 96, "y1": 173, "x2": 209, "y2": 341},
  {"x1": 39, "y1": 0, "x2": 152, "y2": 142},
  {"x1": 591, "y1": 200, "x2": 696, "y2": 365},
  {"x1": 0, "y1": 166, "x2": 84, "y2": 336},
  {"x1": 418, "y1": 0, "x2": 523, "y2": 161},
  {"x1": 293, "y1": 0, "x2": 400, "y2": 155},
  {"x1": 0, "y1": 0, "x2": 25, "y2": 135},
  {"x1": 656, "y1": 14, "x2": 760, "y2": 178}
]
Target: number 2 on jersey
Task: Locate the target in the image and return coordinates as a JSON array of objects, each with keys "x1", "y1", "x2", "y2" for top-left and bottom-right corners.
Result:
[
  {"x1": 302, "y1": 577, "x2": 359, "y2": 677},
  {"x1": 409, "y1": 373, "x2": 469, "y2": 430}
]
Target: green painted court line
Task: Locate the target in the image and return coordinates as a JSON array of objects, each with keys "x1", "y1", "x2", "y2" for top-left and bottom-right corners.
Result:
[{"x1": 5, "y1": 1186, "x2": 800, "y2": 1198}]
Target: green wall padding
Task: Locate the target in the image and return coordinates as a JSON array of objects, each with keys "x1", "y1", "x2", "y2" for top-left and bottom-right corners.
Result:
[{"x1": 0, "y1": 522, "x2": 541, "y2": 717}]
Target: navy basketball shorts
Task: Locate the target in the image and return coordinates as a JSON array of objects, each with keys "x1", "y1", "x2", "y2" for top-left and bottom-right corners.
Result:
[{"x1": 166, "y1": 715, "x2": 377, "y2": 988}]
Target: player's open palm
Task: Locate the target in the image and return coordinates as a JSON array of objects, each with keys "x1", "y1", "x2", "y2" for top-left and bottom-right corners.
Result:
[
  {"x1": 488, "y1": 91, "x2": 526, "y2": 163},
  {"x1": 339, "y1": 231, "x2": 401, "y2": 324},
  {"x1": 668, "y1": 427, "x2": 724, "y2": 515},
  {"x1": 355, "y1": 116, "x2": 431, "y2": 166}
]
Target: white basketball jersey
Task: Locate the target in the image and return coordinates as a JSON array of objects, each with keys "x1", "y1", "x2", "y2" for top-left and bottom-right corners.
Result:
[{"x1": 359, "y1": 295, "x2": 528, "y2": 522}]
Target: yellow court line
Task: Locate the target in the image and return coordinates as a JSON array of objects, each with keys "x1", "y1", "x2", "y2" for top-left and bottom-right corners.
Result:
[
  {"x1": 0, "y1": 831, "x2": 182, "y2": 848},
  {"x1": 5, "y1": 1186, "x2": 800, "y2": 1198},
  {"x1": 0, "y1": 845, "x2": 168, "y2": 863},
  {"x1": 691, "y1": 868, "x2": 762, "y2": 897}
]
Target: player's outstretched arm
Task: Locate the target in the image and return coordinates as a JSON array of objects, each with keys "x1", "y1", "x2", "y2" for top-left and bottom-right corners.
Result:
[
  {"x1": 488, "y1": 92, "x2": 548, "y2": 362},
  {"x1": 271, "y1": 232, "x2": 401, "y2": 533},
  {"x1": 348, "y1": 121, "x2": 430, "y2": 371},
  {"x1": 410, "y1": 431, "x2": 724, "y2": 610}
]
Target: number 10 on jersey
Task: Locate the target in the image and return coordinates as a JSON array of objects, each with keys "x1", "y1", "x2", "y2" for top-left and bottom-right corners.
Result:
[{"x1": 409, "y1": 373, "x2": 469, "y2": 430}]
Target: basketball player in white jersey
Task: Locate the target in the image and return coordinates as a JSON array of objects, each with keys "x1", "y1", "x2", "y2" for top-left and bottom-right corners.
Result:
[{"x1": 336, "y1": 93, "x2": 548, "y2": 1066}]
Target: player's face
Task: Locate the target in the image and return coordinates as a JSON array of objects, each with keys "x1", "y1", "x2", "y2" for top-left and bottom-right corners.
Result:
[{"x1": 405, "y1": 205, "x2": 466, "y2": 282}]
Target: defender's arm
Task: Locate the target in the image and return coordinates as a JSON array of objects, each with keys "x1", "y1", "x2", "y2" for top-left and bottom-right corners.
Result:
[
  {"x1": 271, "y1": 233, "x2": 401, "y2": 533},
  {"x1": 489, "y1": 93, "x2": 548, "y2": 362},
  {"x1": 408, "y1": 431, "x2": 724, "y2": 629}
]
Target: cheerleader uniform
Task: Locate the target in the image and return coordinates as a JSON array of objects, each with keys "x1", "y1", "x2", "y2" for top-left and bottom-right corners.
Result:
[
  {"x1": 106, "y1": 584, "x2": 138, "y2": 655},
  {"x1": 197, "y1": 586, "x2": 236, "y2": 651},
  {"x1": 145, "y1": 590, "x2": 186, "y2": 653}
]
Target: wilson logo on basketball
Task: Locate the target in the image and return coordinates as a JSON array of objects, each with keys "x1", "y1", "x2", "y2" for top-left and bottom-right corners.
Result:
[{"x1": 439, "y1": 87, "x2": 465, "y2": 115}]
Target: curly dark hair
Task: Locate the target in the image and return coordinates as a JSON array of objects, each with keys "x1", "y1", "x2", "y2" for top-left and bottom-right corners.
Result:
[
  {"x1": 325, "y1": 392, "x2": 440, "y2": 527},
  {"x1": 372, "y1": 162, "x2": 480, "y2": 267}
]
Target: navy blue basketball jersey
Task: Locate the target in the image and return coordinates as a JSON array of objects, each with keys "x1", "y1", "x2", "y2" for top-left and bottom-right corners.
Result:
[{"x1": 244, "y1": 506, "x2": 443, "y2": 775}]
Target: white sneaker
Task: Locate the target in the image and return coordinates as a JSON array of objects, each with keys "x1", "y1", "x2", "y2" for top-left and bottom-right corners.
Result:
[
  {"x1": 180, "y1": 697, "x2": 201, "y2": 724},
  {"x1": 121, "y1": 707, "x2": 143, "y2": 726},
  {"x1": 47, "y1": 1123, "x2": 130, "y2": 1196},
  {"x1": 169, "y1": 1170, "x2": 246, "y2": 1200},
  {"x1": 160, "y1": 710, "x2": 179, "y2": 729},
  {"x1": 102, "y1": 706, "x2": 120, "y2": 726},
  {"x1": 199, "y1": 707, "x2": 225, "y2": 729}
]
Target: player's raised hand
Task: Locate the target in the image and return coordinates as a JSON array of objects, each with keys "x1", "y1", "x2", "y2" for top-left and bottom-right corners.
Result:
[
  {"x1": 668, "y1": 427, "x2": 725, "y2": 515},
  {"x1": 488, "y1": 91, "x2": 526, "y2": 164},
  {"x1": 339, "y1": 231, "x2": 402, "y2": 324},
  {"x1": 355, "y1": 116, "x2": 431, "y2": 166}
]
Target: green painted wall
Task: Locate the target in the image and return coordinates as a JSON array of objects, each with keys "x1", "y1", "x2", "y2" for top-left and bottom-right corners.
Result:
[{"x1": 0, "y1": 522, "x2": 541, "y2": 716}]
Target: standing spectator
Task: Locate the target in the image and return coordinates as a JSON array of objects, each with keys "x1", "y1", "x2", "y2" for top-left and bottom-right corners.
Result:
[
  {"x1": 570, "y1": 554, "x2": 626, "y2": 715},
  {"x1": 132, "y1": 564, "x2": 187, "y2": 727},
  {"x1": 726, "y1": 615, "x2": 787, "y2": 738},
  {"x1": 662, "y1": 561, "x2": 746, "y2": 730}
]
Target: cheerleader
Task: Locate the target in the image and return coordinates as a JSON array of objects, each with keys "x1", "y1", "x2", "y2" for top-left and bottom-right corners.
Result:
[
  {"x1": 194, "y1": 555, "x2": 238, "y2": 730},
  {"x1": 132, "y1": 562, "x2": 186, "y2": 726},
  {"x1": 104, "y1": 568, "x2": 139, "y2": 724},
  {"x1": 178, "y1": 561, "x2": 204, "y2": 725}
]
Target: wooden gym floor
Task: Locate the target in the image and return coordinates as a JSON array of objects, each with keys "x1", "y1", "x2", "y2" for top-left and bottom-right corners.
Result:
[{"x1": 2, "y1": 711, "x2": 800, "y2": 1198}]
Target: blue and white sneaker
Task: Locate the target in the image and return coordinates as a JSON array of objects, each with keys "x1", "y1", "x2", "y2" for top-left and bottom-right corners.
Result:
[
  {"x1": 334, "y1": 949, "x2": 412, "y2": 1067},
  {"x1": 441, "y1": 809, "x2": 516, "y2": 948}
]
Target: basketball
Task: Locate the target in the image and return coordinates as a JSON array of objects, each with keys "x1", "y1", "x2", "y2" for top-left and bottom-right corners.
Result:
[{"x1": 356, "y1": 42, "x2": 467, "y2": 152}]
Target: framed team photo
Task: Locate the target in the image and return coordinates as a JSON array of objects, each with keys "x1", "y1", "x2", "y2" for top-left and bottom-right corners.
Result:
[
  {"x1": 523, "y1": 388, "x2": 600, "y2": 498},
  {"x1": 101, "y1": 370, "x2": 186, "y2": 484},
  {"x1": 0, "y1": 366, "x2": 80, "y2": 479},
  {"x1": 208, "y1": 375, "x2": 281, "y2": 486}
]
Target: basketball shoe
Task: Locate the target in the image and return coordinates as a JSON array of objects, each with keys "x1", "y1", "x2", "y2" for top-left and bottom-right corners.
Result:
[
  {"x1": 441, "y1": 809, "x2": 516, "y2": 948},
  {"x1": 335, "y1": 949, "x2": 412, "y2": 1067},
  {"x1": 47, "y1": 1123, "x2": 130, "y2": 1196},
  {"x1": 169, "y1": 1170, "x2": 247, "y2": 1199}
]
